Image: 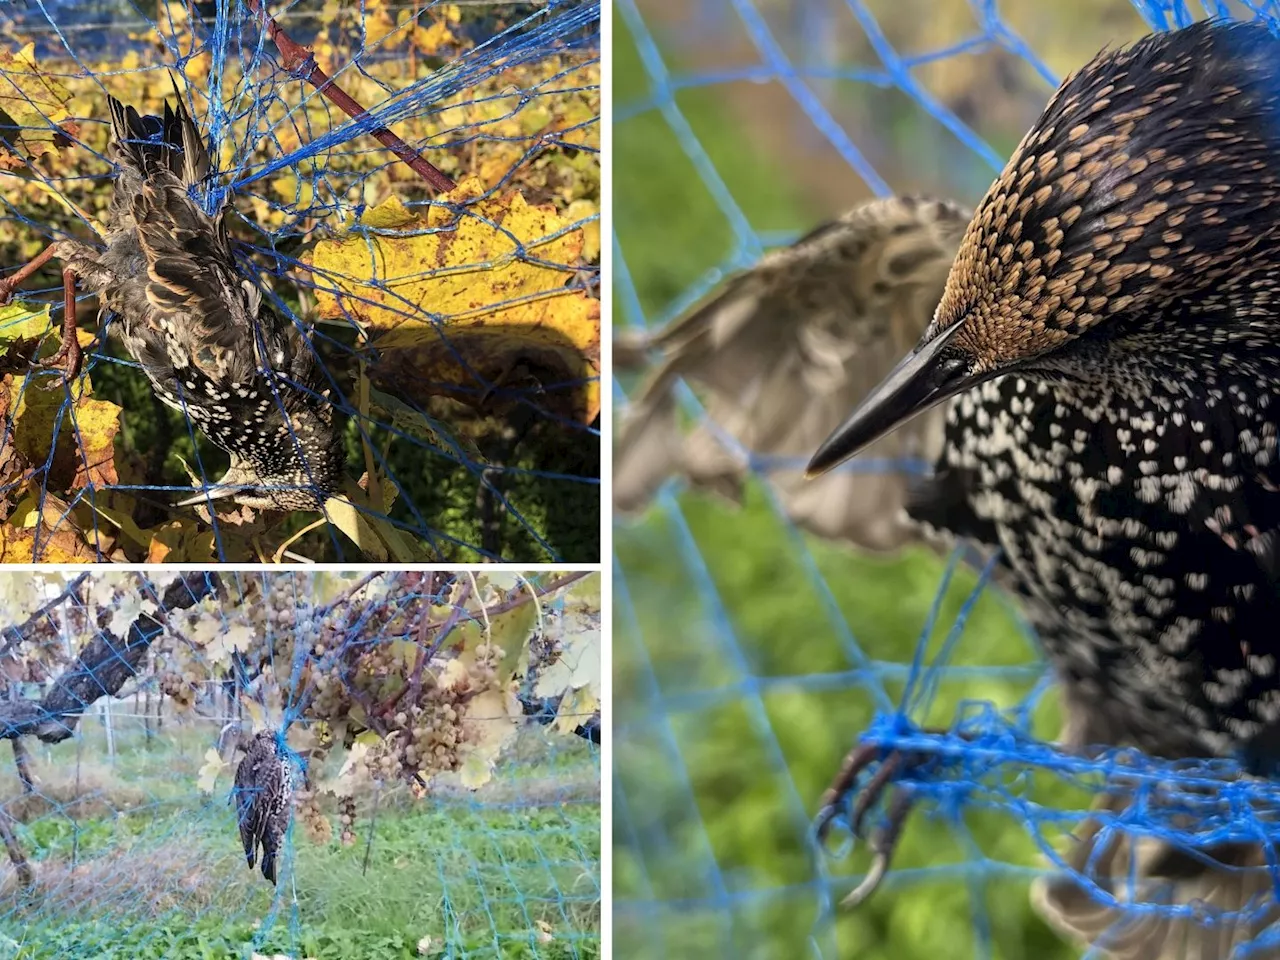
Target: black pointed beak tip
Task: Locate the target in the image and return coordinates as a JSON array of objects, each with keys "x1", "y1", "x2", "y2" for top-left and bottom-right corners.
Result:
[
  {"x1": 804, "y1": 426, "x2": 877, "y2": 479},
  {"x1": 804, "y1": 447, "x2": 845, "y2": 480},
  {"x1": 802, "y1": 327, "x2": 977, "y2": 481}
]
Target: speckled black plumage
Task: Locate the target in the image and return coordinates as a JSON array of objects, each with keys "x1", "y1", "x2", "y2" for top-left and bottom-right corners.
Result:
[
  {"x1": 54, "y1": 90, "x2": 344, "y2": 510},
  {"x1": 232, "y1": 731, "x2": 294, "y2": 885},
  {"x1": 900, "y1": 18, "x2": 1280, "y2": 771},
  {"x1": 800, "y1": 19, "x2": 1280, "y2": 959}
]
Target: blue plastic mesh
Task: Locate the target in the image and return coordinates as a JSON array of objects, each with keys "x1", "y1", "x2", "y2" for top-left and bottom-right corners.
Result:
[
  {"x1": 0, "y1": 569, "x2": 600, "y2": 959},
  {"x1": 612, "y1": 2, "x2": 1280, "y2": 958},
  {"x1": 0, "y1": 0, "x2": 601, "y2": 563}
]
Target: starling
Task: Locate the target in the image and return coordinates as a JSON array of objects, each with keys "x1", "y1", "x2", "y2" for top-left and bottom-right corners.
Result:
[
  {"x1": 232, "y1": 730, "x2": 295, "y2": 885},
  {"x1": 794, "y1": 18, "x2": 1280, "y2": 960},
  {"x1": 615, "y1": 196, "x2": 966, "y2": 551},
  {"x1": 3, "y1": 85, "x2": 345, "y2": 510}
]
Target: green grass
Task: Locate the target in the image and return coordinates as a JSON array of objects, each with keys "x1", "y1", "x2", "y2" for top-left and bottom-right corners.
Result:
[
  {"x1": 0, "y1": 724, "x2": 600, "y2": 960},
  {"x1": 612, "y1": 12, "x2": 1082, "y2": 960}
]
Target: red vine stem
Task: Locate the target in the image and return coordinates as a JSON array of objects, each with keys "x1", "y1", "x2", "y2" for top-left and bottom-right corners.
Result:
[{"x1": 246, "y1": 0, "x2": 457, "y2": 192}]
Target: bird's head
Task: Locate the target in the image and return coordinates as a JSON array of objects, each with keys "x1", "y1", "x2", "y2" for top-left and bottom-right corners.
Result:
[
  {"x1": 179, "y1": 402, "x2": 345, "y2": 511},
  {"x1": 807, "y1": 18, "x2": 1280, "y2": 478}
]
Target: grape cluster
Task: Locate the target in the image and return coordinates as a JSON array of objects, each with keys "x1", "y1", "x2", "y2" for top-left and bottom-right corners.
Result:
[
  {"x1": 93, "y1": 573, "x2": 538, "y2": 845},
  {"x1": 234, "y1": 573, "x2": 494, "y2": 792},
  {"x1": 339, "y1": 796, "x2": 357, "y2": 846},
  {"x1": 158, "y1": 668, "x2": 198, "y2": 708},
  {"x1": 364, "y1": 683, "x2": 470, "y2": 784},
  {"x1": 296, "y1": 787, "x2": 332, "y2": 845}
]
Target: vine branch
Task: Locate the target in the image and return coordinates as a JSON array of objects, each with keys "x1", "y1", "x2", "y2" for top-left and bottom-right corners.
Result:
[{"x1": 0, "y1": 573, "x2": 219, "y2": 744}]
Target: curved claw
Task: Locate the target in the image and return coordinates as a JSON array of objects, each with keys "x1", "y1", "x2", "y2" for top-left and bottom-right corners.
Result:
[
  {"x1": 840, "y1": 851, "x2": 888, "y2": 908},
  {"x1": 816, "y1": 743, "x2": 882, "y2": 842},
  {"x1": 840, "y1": 787, "x2": 914, "y2": 908},
  {"x1": 813, "y1": 743, "x2": 911, "y2": 910},
  {"x1": 849, "y1": 751, "x2": 904, "y2": 838},
  {"x1": 818, "y1": 731, "x2": 965, "y2": 910}
]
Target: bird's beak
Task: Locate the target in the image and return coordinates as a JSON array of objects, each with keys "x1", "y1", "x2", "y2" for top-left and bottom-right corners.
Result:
[
  {"x1": 806, "y1": 321, "x2": 982, "y2": 478},
  {"x1": 176, "y1": 485, "x2": 248, "y2": 507}
]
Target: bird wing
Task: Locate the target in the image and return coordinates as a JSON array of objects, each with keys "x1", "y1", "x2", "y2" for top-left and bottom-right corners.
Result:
[
  {"x1": 232, "y1": 742, "x2": 263, "y2": 866},
  {"x1": 1032, "y1": 789, "x2": 1280, "y2": 960},
  {"x1": 614, "y1": 195, "x2": 969, "y2": 552},
  {"x1": 129, "y1": 175, "x2": 265, "y2": 389},
  {"x1": 107, "y1": 88, "x2": 284, "y2": 397},
  {"x1": 233, "y1": 735, "x2": 282, "y2": 871}
]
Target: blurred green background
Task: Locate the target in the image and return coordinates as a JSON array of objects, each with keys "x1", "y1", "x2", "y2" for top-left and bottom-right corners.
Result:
[{"x1": 607, "y1": 1, "x2": 1219, "y2": 957}]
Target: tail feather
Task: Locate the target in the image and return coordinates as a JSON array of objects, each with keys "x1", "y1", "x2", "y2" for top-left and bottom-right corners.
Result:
[
  {"x1": 260, "y1": 842, "x2": 278, "y2": 885},
  {"x1": 107, "y1": 75, "x2": 209, "y2": 186},
  {"x1": 1032, "y1": 791, "x2": 1280, "y2": 959}
]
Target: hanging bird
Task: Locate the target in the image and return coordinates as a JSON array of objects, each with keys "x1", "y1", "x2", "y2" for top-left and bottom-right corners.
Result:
[
  {"x1": 4, "y1": 83, "x2": 345, "y2": 510},
  {"x1": 614, "y1": 196, "x2": 967, "y2": 552},
  {"x1": 232, "y1": 730, "x2": 295, "y2": 885},
  {"x1": 802, "y1": 18, "x2": 1280, "y2": 960}
]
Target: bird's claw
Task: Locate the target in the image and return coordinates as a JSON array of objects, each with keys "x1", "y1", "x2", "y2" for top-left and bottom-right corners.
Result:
[
  {"x1": 28, "y1": 265, "x2": 83, "y2": 386},
  {"x1": 30, "y1": 337, "x2": 83, "y2": 387},
  {"x1": 816, "y1": 731, "x2": 963, "y2": 909}
]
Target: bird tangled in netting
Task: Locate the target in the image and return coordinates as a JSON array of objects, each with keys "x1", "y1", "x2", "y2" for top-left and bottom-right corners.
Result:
[
  {"x1": 232, "y1": 729, "x2": 296, "y2": 885},
  {"x1": 5, "y1": 84, "x2": 346, "y2": 511},
  {"x1": 0, "y1": 1, "x2": 601, "y2": 563},
  {"x1": 0, "y1": 570, "x2": 600, "y2": 956},
  {"x1": 618, "y1": 16, "x2": 1280, "y2": 960}
]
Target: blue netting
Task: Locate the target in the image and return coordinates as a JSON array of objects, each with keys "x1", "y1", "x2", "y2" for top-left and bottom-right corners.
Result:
[
  {"x1": 0, "y1": 0, "x2": 600, "y2": 563},
  {"x1": 613, "y1": 2, "x2": 1280, "y2": 958},
  {"x1": 0, "y1": 569, "x2": 600, "y2": 959}
]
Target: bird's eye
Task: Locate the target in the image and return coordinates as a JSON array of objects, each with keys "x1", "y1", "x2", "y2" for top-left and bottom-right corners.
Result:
[{"x1": 935, "y1": 348, "x2": 972, "y2": 378}]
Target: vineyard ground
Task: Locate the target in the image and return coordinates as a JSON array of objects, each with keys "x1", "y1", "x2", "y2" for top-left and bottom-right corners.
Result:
[{"x1": 0, "y1": 722, "x2": 600, "y2": 960}]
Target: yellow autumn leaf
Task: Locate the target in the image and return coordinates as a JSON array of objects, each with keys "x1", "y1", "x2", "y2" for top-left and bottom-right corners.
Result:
[
  {"x1": 565, "y1": 199, "x2": 600, "y2": 263},
  {"x1": 459, "y1": 688, "x2": 520, "y2": 790},
  {"x1": 85, "y1": 497, "x2": 150, "y2": 551},
  {"x1": 553, "y1": 686, "x2": 598, "y2": 737},
  {"x1": 12, "y1": 376, "x2": 122, "y2": 490},
  {"x1": 197, "y1": 748, "x2": 229, "y2": 794},
  {"x1": 309, "y1": 179, "x2": 601, "y2": 424},
  {"x1": 143, "y1": 517, "x2": 216, "y2": 564},
  {"x1": 0, "y1": 513, "x2": 97, "y2": 563},
  {"x1": 362, "y1": 4, "x2": 404, "y2": 49},
  {"x1": 0, "y1": 302, "x2": 52, "y2": 344},
  {"x1": 323, "y1": 496, "x2": 390, "y2": 563},
  {"x1": 411, "y1": 19, "x2": 459, "y2": 57},
  {"x1": 242, "y1": 696, "x2": 267, "y2": 733},
  {"x1": 0, "y1": 43, "x2": 77, "y2": 158},
  {"x1": 458, "y1": 753, "x2": 493, "y2": 790}
]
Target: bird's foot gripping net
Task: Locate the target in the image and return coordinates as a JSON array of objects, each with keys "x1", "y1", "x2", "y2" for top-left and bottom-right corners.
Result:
[
  {"x1": 612, "y1": 1, "x2": 1280, "y2": 958},
  {"x1": 0, "y1": 0, "x2": 601, "y2": 563},
  {"x1": 814, "y1": 710, "x2": 1280, "y2": 955},
  {"x1": 0, "y1": 570, "x2": 601, "y2": 958}
]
